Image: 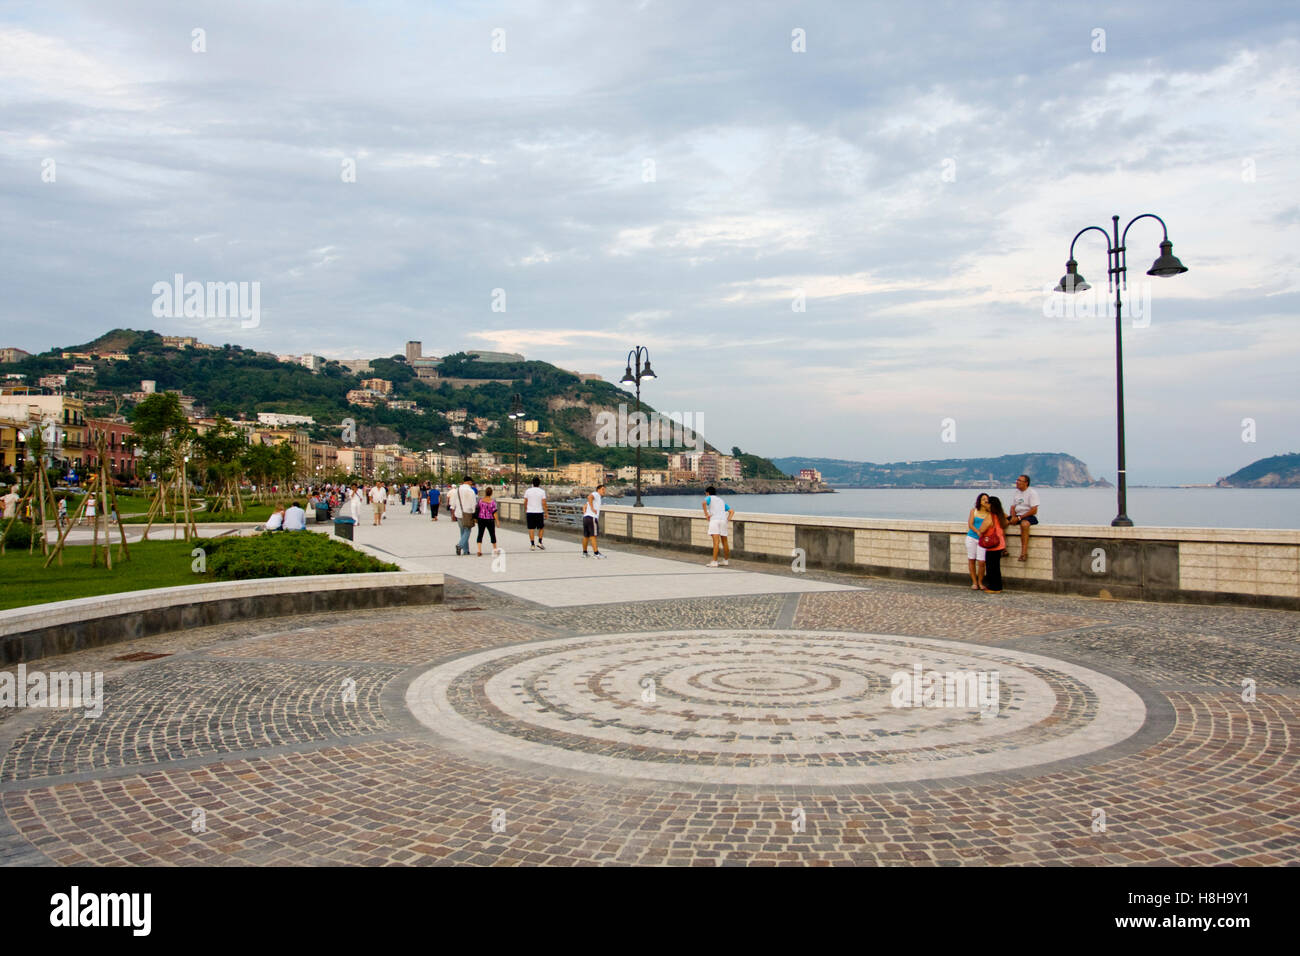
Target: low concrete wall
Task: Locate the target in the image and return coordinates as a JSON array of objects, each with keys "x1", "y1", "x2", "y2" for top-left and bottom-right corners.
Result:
[
  {"x1": 495, "y1": 499, "x2": 1298, "y2": 609},
  {"x1": 0, "y1": 571, "x2": 444, "y2": 665}
]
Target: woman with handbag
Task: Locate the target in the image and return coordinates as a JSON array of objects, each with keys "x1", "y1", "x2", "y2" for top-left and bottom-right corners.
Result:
[
  {"x1": 980, "y1": 497, "x2": 1009, "y2": 593},
  {"x1": 966, "y1": 494, "x2": 991, "y2": 590}
]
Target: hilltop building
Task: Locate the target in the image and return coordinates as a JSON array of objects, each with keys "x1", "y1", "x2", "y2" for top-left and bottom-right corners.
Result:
[{"x1": 0, "y1": 348, "x2": 31, "y2": 363}]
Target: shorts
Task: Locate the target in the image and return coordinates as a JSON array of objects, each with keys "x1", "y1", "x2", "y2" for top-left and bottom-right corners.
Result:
[
  {"x1": 708, "y1": 520, "x2": 729, "y2": 537},
  {"x1": 1021, "y1": 515, "x2": 1039, "y2": 525},
  {"x1": 526, "y1": 512, "x2": 545, "y2": 530},
  {"x1": 375, "y1": 501, "x2": 385, "y2": 513},
  {"x1": 965, "y1": 536, "x2": 986, "y2": 561},
  {"x1": 582, "y1": 515, "x2": 597, "y2": 537}
]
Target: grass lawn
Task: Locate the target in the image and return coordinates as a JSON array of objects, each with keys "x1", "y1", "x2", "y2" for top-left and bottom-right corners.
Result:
[
  {"x1": 120, "y1": 502, "x2": 278, "y2": 524},
  {"x1": 0, "y1": 540, "x2": 209, "y2": 611}
]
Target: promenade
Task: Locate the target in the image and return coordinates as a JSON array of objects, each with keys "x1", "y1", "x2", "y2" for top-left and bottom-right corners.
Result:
[{"x1": 1, "y1": 505, "x2": 1296, "y2": 866}]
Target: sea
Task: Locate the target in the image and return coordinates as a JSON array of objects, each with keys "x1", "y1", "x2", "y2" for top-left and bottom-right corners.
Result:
[{"x1": 630, "y1": 488, "x2": 1300, "y2": 531}]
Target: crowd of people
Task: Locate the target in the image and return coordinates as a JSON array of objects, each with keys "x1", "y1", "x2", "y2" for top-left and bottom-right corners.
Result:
[{"x1": 271, "y1": 474, "x2": 1043, "y2": 593}]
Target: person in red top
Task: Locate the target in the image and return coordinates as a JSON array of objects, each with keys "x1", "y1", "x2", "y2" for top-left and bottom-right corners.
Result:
[
  {"x1": 981, "y1": 497, "x2": 1009, "y2": 593},
  {"x1": 475, "y1": 486, "x2": 499, "y2": 557}
]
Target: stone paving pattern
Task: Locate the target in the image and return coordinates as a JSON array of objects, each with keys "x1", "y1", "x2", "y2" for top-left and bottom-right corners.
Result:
[{"x1": 2, "y1": 545, "x2": 1297, "y2": 866}]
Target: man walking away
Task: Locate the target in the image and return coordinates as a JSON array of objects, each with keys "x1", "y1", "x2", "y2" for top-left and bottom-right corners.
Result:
[
  {"x1": 1007, "y1": 474, "x2": 1041, "y2": 562},
  {"x1": 523, "y1": 477, "x2": 547, "y2": 550},
  {"x1": 454, "y1": 475, "x2": 478, "y2": 556},
  {"x1": 701, "y1": 484, "x2": 734, "y2": 567},
  {"x1": 582, "y1": 483, "x2": 605, "y2": 559},
  {"x1": 428, "y1": 483, "x2": 440, "y2": 521}
]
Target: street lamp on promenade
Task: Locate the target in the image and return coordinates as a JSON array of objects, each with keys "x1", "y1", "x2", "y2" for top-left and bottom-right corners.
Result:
[
  {"x1": 437, "y1": 441, "x2": 447, "y2": 488},
  {"x1": 507, "y1": 394, "x2": 524, "y2": 497},
  {"x1": 619, "y1": 347, "x2": 657, "y2": 507},
  {"x1": 1054, "y1": 213, "x2": 1188, "y2": 527}
]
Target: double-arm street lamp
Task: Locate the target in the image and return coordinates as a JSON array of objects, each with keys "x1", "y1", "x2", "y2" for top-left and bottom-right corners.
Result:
[
  {"x1": 619, "y1": 346, "x2": 657, "y2": 507},
  {"x1": 507, "y1": 394, "x2": 524, "y2": 497},
  {"x1": 1054, "y1": 213, "x2": 1188, "y2": 527}
]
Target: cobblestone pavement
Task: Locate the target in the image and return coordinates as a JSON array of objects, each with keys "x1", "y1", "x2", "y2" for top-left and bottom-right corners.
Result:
[{"x1": 2, "y1": 555, "x2": 1297, "y2": 866}]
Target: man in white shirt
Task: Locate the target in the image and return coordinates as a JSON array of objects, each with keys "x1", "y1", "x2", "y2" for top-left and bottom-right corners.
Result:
[
  {"x1": 1007, "y1": 474, "x2": 1041, "y2": 562},
  {"x1": 1, "y1": 488, "x2": 18, "y2": 520},
  {"x1": 523, "y1": 478, "x2": 547, "y2": 551},
  {"x1": 283, "y1": 501, "x2": 307, "y2": 531},
  {"x1": 582, "y1": 483, "x2": 605, "y2": 559},
  {"x1": 454, "y1": 477, "x2": 478, "y2": 556},
  {"x1": 369, "y1": 482, "x2": 386, "y2": 525},
  {"x1": 701, "y1": 485, "x2": 735, "y2": 567}
]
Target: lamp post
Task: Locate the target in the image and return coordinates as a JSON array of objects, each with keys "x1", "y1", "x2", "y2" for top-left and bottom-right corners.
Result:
[
  {"x1": 1054, "y1": 213, "x2": 1188, "y2": 527},
  {"x1": 507, "y1": 394, "x2": 524, "y2": 497},
  {"x1": 619, "y1": 346, "x2": 657, "y2": 507},
  {"x1": 437, "y1": 441, "x2": 447, "y2": 488}
]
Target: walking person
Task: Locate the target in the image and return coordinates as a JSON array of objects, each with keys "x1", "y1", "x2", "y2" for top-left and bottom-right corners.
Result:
[
  {"x1": 428, "y1": 483, "x2": 440, "y2": 521},
  {"x1": 966, "y1": 493, "x2": 991, "y2": 590},
  {"x1": 370, "y1": 481, "x2": 386, "y2": 526},
  {"x1": 475, "y1": 487, "x2": 499, "y2": 557},
  {"x1": 701, "y1": 485, "x2": 734, "y2": 567},
  {"x1": 1007, "y1": 474, "x2": 1041, "y2": 562},
  {"x1": 981, "y1": 497, "x2": 1009, "y2": 593},
  {"x1": 348, "y1": 484, "x2": 361, "y2": 521},
  {"x1": 582, "y1": 483, "x2": 605, "y2": 558},
  {"x1": 523, "y1": 477, "x2": 547, "y2": 550},
  {"x1": 453, "y1": 476, "x2": 477, "y2": 556}
]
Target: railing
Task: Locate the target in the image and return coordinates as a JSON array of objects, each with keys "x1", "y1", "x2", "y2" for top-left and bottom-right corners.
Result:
[{"x1": 546, "y1": 502, "x2": 585, "y2": 528}]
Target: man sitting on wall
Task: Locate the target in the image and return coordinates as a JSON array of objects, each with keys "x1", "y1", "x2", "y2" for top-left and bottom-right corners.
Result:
[{"x1": 1007, "y1": 474, "x2": 1041, "y2": 562}]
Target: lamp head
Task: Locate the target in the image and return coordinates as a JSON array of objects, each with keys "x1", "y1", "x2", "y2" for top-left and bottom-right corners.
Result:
[
  {"x1": 1146, "y1": 239, "x2": 1188, "y2": 277},
  {"x1": 1054, "y1": 259, "x2": 1090, "y2": 294},
  {"x1": 640, "y1": 360, "x2": 656, "y2": 380},
  {"x1": 620, "y1": 366, "x2": 635, "y2": 386}
]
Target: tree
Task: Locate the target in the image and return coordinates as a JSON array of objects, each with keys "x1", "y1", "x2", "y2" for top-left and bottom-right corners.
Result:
[
  {"x1": 198, "y1": 416, "x2": 247, "y2": 512},
  {"x1": 131, "y1": 392, "x2": 188, "y2": 482}
]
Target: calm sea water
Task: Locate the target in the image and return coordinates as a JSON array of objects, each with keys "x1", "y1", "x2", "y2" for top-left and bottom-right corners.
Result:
[{"x1": 630, "y1": 488, "x2": 1300, "y2": 530}]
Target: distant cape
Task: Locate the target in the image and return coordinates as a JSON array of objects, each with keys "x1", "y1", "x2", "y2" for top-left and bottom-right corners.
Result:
[{"x1": 770, "y1": 453, "x2": 1107, "y2": 488}]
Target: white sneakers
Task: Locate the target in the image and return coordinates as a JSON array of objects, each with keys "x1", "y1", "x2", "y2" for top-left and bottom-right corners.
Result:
[
  {"x1": 707, "y1": 560, "x2": 719, "y2": 567},
  {"x1": 707, "y1": 559, "x2": 729, "y2": 568}
]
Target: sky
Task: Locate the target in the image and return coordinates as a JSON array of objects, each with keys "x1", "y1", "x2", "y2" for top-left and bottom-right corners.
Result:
[{"x1": 1, "y1": 0, "x2": 1297, "y2": 484}]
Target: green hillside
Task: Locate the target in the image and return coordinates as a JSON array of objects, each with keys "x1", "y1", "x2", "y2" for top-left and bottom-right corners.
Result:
[
  {"x1": 1218, "y1": 453, "x2": 1300, "y2": 488},
  {"x1": 9, "y1": 329, "x2": 746, "y2": 472}
]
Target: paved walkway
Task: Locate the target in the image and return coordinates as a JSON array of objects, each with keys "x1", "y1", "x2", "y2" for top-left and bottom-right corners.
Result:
[
  {"x1": 1, "y1": 506, "x2": 1297, "y2": 866},
  {"x1": 339, "y1": 506, "x2": 855, "y2": 606}
]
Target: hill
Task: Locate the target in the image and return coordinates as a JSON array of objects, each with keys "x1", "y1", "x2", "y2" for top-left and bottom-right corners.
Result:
[
  {"x1": 1216, "y1": 453, "x2": 1300, "y2": 488},
  {"x1": 9, "y1": 329, "x2": 765, "y2": 474},
  {"x1": 771, "y1": 453, "x2": 1105, "y2": 488}
]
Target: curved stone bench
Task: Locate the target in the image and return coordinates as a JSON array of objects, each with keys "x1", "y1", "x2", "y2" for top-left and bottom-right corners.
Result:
[{"x1": 0, "y1": 572, "x2": 443, "y2": 665}]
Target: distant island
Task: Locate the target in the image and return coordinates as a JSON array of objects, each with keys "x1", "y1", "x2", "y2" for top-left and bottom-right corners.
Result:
[
  {"x1": 1217, "y1": 453, "x2": 1300, "y2": 488},
  {"x1": 770, "y1": 453, "x2": 1108, "y2": 489}
]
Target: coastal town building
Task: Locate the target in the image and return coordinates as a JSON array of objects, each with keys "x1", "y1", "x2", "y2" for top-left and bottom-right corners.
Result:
[
  {"x1": 257, "y1": 412, "x2": 315, "y2": 427},
  {"x1": 562, "y1": 461, "x2": 604, "y2": 486},
  {"x1": 85, "y1": 417, "x2": 137, "y2": 476},
  {"x1": 360, "y1": 378, "x2": 392, "y2": 396},
  {"x1": 0, "y1": 347, "x2": 31, "y2": 364},
  {"x1": 799, "y1": 468, "x2": 823, "y2": 483}
]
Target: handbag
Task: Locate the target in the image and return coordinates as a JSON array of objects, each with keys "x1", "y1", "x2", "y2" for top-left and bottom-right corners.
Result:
[{"x1": 978, "y1": 520, "x2": 1001, "y2": 551}]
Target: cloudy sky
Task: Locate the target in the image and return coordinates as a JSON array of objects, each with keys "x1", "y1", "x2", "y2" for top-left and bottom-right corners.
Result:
[{"x1": 2, "y1": 0, "x2": 1297, "y2": 483}]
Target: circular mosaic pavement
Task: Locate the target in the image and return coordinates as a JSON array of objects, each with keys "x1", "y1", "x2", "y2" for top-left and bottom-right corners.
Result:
[{"x1": 405, "y1": 630, "x2": 1147, "y2": 785}]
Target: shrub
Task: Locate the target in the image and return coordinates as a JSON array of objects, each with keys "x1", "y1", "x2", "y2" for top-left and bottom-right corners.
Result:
[
  {"x1": 1, "y1": 520, "x2": 34, "y2": 550},
  {"x1": 205, "y1": 531, "x2": 399, "y2": 581}
]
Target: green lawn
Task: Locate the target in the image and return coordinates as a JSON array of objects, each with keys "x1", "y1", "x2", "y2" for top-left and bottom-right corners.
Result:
[{"x1": 0, "y1": 540, "x2": 209, "y2": 610}]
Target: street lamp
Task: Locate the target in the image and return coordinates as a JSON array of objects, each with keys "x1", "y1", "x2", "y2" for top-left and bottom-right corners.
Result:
[
  {"x1": 507, "y1": 394, "x2": 524, "y2": 497},
  {"x1": 1054, "y1": 213, "x2": 1188, "y2": 527},
  {"x1": 437, "y1": 441, "x2": 447, "y2": 488},
  {"x1": 619, "y1": 347, "x2": 656, "y2": 507}
]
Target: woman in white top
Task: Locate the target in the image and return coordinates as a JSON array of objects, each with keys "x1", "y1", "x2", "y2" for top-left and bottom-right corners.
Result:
[{"x1": 701, "y1": 485, "x2": 734, "y2": 567}]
